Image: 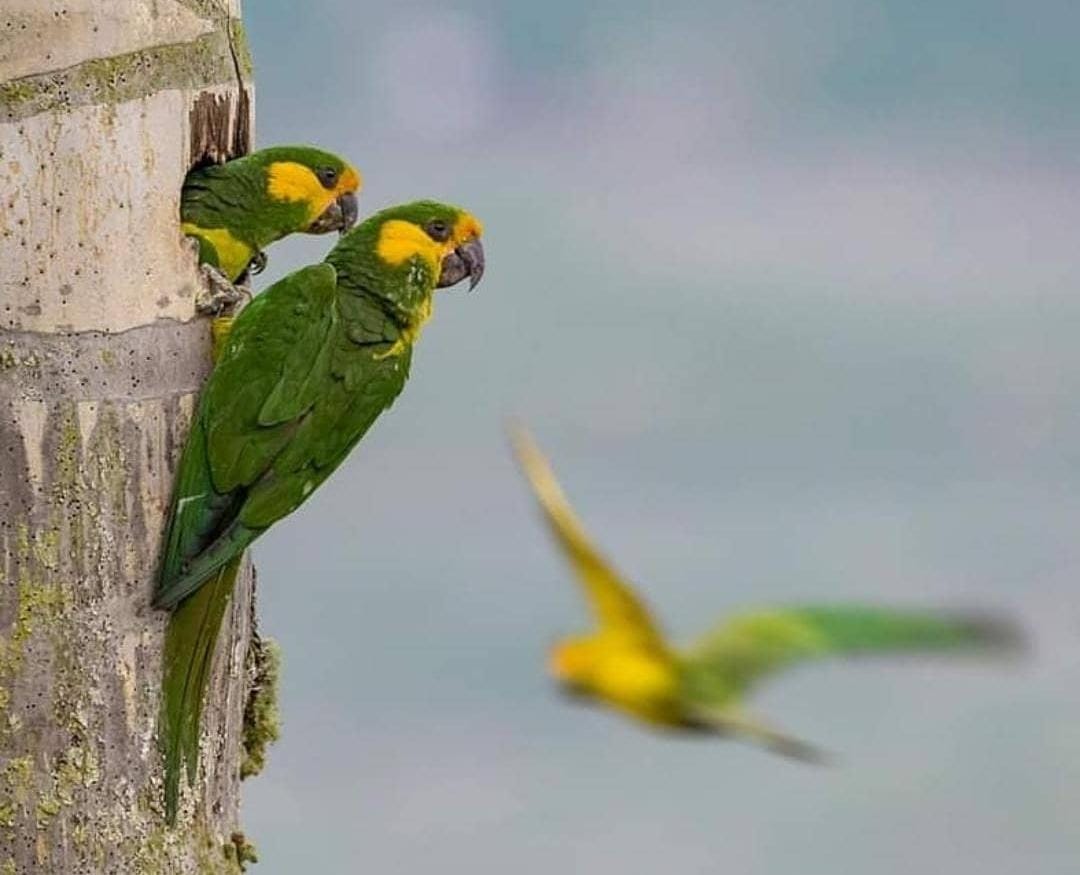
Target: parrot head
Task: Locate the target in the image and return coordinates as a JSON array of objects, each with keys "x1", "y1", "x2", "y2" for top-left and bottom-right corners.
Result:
[
  {"x1": 329, "y1": 200, "x2": 486, "y2": 308},
  {"x1": 255, "y1": 145, "x2": 362, "y2": 236},
  {"x1": 181, "y1": 145, "x2": 364, "y2": 281}
]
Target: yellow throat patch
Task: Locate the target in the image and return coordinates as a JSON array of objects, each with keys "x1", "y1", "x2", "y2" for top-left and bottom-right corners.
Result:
[
  {"x1": 181, "y1": 223, "x2": 253, "y2": 282},
  {"x1": 372, "y1": 212, "x2": 483, "y2": 358}
]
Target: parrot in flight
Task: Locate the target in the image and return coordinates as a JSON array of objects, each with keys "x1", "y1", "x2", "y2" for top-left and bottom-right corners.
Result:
[
  {"x1": 510, "y1": 426, "x2": 1021, "y2": 762},
  {"x1": 157, "y1": 201, "x2": 485, "y2": 822},
  {"x1": 181, "y1": 144, "x2": 362, "y2": 327}
]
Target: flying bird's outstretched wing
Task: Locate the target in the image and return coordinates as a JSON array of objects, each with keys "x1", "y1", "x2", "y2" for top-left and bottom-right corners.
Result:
[{"x1": 509, "y1": 425, "x2": 666, "y2": 651}]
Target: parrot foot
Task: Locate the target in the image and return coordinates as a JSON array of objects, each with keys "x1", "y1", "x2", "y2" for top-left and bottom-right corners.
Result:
[
  {"x1": 247, "y1": 250, "x2": 268, "y2": 275},
  {"x1": 196, "y1": 265, "x2": 252, "y2": 316}
]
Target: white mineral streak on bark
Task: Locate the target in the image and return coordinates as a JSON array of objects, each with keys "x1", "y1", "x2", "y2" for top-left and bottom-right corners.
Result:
[
  {"x1": 10, "y1": 397, "x2": 46, "y2": 491},
  {"x1": 0, "y1": 1, "x2": 256, "y2": 872},
  {"x1": 74, "y1": 399, "x2": 99, "y2": 456}
]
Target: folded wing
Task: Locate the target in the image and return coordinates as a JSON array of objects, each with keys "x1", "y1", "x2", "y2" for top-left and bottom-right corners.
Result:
[{"x1": 155, "y1": 263, "x2": 340, "y2": 607}]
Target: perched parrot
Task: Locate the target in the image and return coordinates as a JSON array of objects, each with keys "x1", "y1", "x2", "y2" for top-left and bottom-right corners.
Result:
[
  {"x1": 181, "y1": 144, "x2": 361, "y2": 284},
  {"x1": 157, "y1": 201, "x2": 485, "y2": 822},
  {"x1": 510, "y1": 426, "x2": 1021, "y2": 761}
]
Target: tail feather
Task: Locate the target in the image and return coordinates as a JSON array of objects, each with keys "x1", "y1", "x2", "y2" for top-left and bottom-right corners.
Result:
[
  {"x1": 684, "y1": 603, "x2": 1025, "y2": 694},
  {"x1": 688, "y1": 706, "x2": 832, "y2": 765},
  {"x1": 161, "y1": 558, "x2": 240, "y2": 824},
  {"x1": 155, "y1": 522, "x2": 254, "y2": 610}
]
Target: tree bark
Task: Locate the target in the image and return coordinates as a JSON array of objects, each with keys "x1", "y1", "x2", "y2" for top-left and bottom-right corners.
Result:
[{"x1": 0, "y1": 2, "x2": 258, "y2": 871}]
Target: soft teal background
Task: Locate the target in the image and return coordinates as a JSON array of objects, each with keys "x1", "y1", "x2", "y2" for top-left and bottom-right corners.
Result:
[{"x1": 242, "y1": 3, "x2": 1080, "y2": 872}]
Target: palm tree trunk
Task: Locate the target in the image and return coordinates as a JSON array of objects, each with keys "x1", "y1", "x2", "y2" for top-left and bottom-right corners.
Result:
[{"x1": 0, "y1": 2, "x2": 261, "y2": 870}]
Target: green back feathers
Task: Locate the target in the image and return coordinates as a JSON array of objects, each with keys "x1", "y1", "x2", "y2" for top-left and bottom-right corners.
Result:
[
  {"x1": 681, "y1": 604, "x2": 1022, "y2": 703},
  {"x1": 155, "y1": 205, "x2": 457, "y2": 607}
]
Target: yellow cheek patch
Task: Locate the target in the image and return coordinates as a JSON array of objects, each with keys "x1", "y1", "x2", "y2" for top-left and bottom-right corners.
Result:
[
  {"x1": 182, "y1": 223, "x2": 253, "y2": 282},
  {"x1": 266, "y1": 161, "x2": 335, "y2": 222},
  {"x1": 375, "y1": 220, "x2": 442, "y2": 269},
  {"x1": 373, "y1": 295, "x2": 435, "y2": 360}
]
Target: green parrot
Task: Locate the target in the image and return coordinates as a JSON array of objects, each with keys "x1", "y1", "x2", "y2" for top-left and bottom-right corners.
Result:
[
  {"x1": 181, "y1": 144, "x2": 362, "y2": 284},
  {"x1": 157, "y1": 201, "x2": 485, "y2": 822},
  {"x1": 510, "y1": 426, "x2": 1022, "y2": 761}
]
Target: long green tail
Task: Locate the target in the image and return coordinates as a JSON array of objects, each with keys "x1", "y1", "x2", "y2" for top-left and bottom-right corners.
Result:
[
  {"x1": 684, "y1": 603, "x2": 1023, "y2": 697},
  {"x1": 160, "y1": 557, "x2": 240, "y2": 824}
]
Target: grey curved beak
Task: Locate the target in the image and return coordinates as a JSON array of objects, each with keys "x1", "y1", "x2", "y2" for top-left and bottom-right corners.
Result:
[
  {"x1": 437, "y1": 237, "x2": 485, "y2": 291},
  {"x1": 308, "y1": 191, "x2": 359, "y2": 235},
  {"x1": 339, "y1": 191, "x2": 359, "y2": 233}
]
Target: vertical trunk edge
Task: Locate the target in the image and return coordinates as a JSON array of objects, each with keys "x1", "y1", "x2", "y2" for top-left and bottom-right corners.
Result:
[{"x1": 0, "y1": 2, "x2": 258, "y2": 872}]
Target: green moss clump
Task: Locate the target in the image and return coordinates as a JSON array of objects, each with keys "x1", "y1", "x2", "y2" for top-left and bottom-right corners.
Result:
[
  {"x1": 241, "y1": 638, "x2": 281, "y2": 779},
  {"x1": 0, "y1": 756, "x2": 34, "y2": 829},
  {"x1": 0, "y1": 80, "x2": 35, "y2": 110},
  {"x1": 223, "y1": 832, "x2": 258, "y2": 871},
  {"x1": 2, "y1": 31, "x2": 237, "y2": 121}
]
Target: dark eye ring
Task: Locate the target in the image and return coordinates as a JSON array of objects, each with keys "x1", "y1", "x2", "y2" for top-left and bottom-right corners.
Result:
[
  {"x1": 426, "y1": 219, "x2": 451, "y2": 242},
  {"x1": 316, "y1": 166, "x2": 339, "y2": 189}
]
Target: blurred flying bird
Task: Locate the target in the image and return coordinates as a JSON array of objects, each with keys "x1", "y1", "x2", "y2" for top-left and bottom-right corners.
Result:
[{"x1": 510, "y1": 425, "x2": 1022, "y2": 762}]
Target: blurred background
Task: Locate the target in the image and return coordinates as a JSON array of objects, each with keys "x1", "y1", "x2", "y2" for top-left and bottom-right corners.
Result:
[{"x1": 244, "y1": 2, "x2": 1080, "y2": 872}]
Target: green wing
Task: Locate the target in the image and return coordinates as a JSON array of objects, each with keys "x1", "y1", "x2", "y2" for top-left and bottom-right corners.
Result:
[
  {"x1": 155, "y1": 261, "x2": 409, "y2": 608},
  {"x1": 681, "y1": 604, "x2": 1021, "y2": 701},
  {"x1": 156, "y1": 263, "x2": 337, "y2": 607},
  {"x1": 509, "y1": 424, "x2": 669, "y2": 652}
]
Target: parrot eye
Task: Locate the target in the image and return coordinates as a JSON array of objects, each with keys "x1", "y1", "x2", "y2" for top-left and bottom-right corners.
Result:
[
  {"x1": 315, "y1": 166, "x2": 339, "y2": 189},
  {"x1": 425, "y1": 219, "x2": 451, "y2": 242}
]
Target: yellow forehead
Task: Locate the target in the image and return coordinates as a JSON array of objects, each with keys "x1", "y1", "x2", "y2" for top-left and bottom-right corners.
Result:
[
  {"x1": 453, "y1": 213, "x2": 483, "y2": 244},
  {"x1": 338, "y1": 165, "x2": 362, "y2": 195}
]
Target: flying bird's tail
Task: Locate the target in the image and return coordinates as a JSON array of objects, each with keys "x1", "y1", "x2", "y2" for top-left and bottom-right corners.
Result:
[
  {"x1": 160, "y1": 557, "x2": 241, "y2": 824},
  {"x1": 688, "y1": 707, "x2": 831, "y2": 765}
]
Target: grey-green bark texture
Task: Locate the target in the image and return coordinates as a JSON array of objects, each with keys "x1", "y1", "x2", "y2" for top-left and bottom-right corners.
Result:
[{"x1": 0, "y1": 2, "x2": 260, "y2": 872}]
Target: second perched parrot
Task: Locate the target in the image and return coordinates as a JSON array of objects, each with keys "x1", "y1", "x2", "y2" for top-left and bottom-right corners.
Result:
[
  {"x1": 510, "y1": 427, "x2": 1021, "y2": 761},
  {"x1": 157, "y1": 201, "x2": 485, "y2": 822},
  {"x1": 181, "y1": 144, "x2": 361, "y2": 284}
]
